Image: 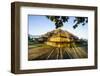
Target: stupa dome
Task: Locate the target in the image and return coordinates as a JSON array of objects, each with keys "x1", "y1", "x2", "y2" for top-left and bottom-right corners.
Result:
[{"x1": 45, "y1": 29, "x2": 79, "y2": 47}]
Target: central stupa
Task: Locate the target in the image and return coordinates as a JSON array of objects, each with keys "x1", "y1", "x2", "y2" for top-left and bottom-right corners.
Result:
[{"x1": 45, "y1": 28, "x2": 79, "y2": 48}]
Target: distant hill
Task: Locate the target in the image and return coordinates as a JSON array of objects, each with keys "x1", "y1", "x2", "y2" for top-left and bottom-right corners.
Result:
[{"x1": 28, "y1": 34, "x2": 41, "y2": 38}]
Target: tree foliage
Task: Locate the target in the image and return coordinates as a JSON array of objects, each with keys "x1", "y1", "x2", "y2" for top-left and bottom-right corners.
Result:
[
  {"x1": 73, "y1": 17, "x2": 88, "y2": 29},
  {"x1": 46, "y1": 16, "x2": 88, "y2": 29},
  {"x1": 28, "y1": 35, "x2": 33, "y2": 42}
]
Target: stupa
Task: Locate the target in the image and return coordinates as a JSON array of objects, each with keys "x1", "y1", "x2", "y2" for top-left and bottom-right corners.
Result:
[{"x1": 45, "y1": 28, "x2": 79, "y2": 48}]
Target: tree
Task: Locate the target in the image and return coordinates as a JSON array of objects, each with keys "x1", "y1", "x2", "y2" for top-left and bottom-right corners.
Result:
[
  {"x1": 46, "y1": 16, "x2": 88, "y2": 29},
  {"x1": 28, "y1": 34, "x2": 33, "y2": 42}
]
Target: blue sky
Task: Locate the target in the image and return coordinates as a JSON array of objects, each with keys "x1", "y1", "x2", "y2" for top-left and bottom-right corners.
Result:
[{"x1": 28, "y1": 15, "x2": 88, "y2": 39}]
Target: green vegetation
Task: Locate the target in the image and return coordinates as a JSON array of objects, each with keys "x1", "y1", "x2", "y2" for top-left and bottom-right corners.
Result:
[
  {"x1": 46, "y1": 16, "x2": 88, "y2": 29},
  {"x1": 28, "y1": 44, "x2": 51, "y2": 49}
]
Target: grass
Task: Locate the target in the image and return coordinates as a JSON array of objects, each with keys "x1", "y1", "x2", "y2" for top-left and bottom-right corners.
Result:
[{"x1": 28, "y1": 43, "x2": 52, "y2": 49}]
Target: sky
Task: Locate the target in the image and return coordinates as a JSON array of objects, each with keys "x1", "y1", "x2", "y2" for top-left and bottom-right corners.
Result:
[{"x1": 28, "y1": 15, "x2": 88, "y2": 39}]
